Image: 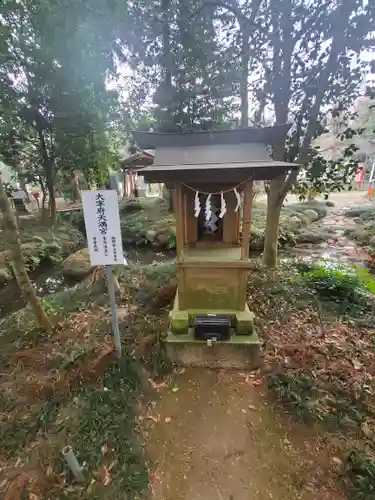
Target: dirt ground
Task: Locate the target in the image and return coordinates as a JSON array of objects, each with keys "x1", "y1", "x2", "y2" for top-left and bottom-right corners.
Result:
[
  {"x1": 146, "y1": 369, "x2": 346, "y2": 500},
  {"x1": 144, "y1": 192, "x2": 374, "y2": 500}
]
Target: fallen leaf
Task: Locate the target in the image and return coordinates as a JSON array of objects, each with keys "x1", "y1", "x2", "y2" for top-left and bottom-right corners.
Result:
[
  {"x1": 148, "y1": 378, "x2": 167, "y2": 390},
  {"x1": 331, "y1": 456, "x2": 342, "y2": 466},
  {"x1": 29, "y1": 493, "x2": 39, "y2": 500},
  {"x1": 101, "y1": 444, "x2": 108, "y2": 455},
  {"x1": 147, "y1": 414, "x2": 160, "y2": 424},
  {"x1": 164, "y1": 416, "x2": 171, "y2": 423},
  {"x1": 248, "y1": 405, "x2": 257, "y2": 410},
  {"x1": 241, "y1": 409, "x2": 248, "y2": 414},
  {"x1": 361, "y1": 421, "x2": 373, "y2": 438},
  {"x1": 174, "y1": 367, "x2": 186, "y2": 375},
  {"x1": 353, "y1": 359, "x2": 363, "y2": 370},
  {"x1": 171, "y1": 387, "x2": 179, "y2": 393}
]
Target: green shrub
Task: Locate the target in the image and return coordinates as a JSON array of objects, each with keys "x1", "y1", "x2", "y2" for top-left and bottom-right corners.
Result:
[
  {"x1": 120, "y1": 199, "x2": 143, "y2": 215},
  {"x1": 268, "y1": 371, "x2": 319, "y2": 421},
  {"x1": 285, "y1": 201, "x2": 329, "y2": 218},
  {"x1": 298, "y1": 263, "x2": 364, "y2": 300},
  {"x1": 141, "y1": 261, "x2": 176, "y2": 289},
  {"x1": 345, "y1": 205, "x2": 375, "y2": 218},
  {"x1": 57, "y1": 210, "x2": 86, "y2": 235},
  {"x1": 344, "y1": 449, "x2": 375, "y2": 500},
  {"x1": 298, "y1": 262, "x2": 375, "y2": 302},
  {"x1": 120, "y1": 215, "x2": 149, "y2": 246},
  {"x1": 120, "y1": 211, "x2": 176, "y2": 249},
  {"x1": 250, "y1": 226, "x2": 265, "y2": 251},
  {"x1": 294, "y1": 229, "x2": 330, "y2": 244}
]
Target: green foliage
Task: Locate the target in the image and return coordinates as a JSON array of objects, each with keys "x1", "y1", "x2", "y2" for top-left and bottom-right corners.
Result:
[
  {"x1": 120, "y1": 216, "x2": 150, "y2": 247},
  {"x1": 55, "y1": 355, "x2": 148, "y2": 499},
  {"x1": 140, "y1": 261, "x2": 176, "y2": 291},
  {"x1": 345, "y1": 205, "x2": 375, "y2": 218},
  {"x1": 299, "y1": 263, "x2": 365, "y2": 300},
  {"x1": 298, "y1": 262, "x2": 375, "y2": 325},
  {"x1": 0, "y1": 400, "x2": 61, "y2": 458},
  {"x1": 269, "y1": 370, "x2": 372, "y2": 429},
  {"x1": 283, "y1": 201, "x2": 329, "y2": 219},
  {"x1": 268, "y1": 371, "x2": 319, "y2": 422},
  {"x1": 120, "y1": 208, "x2": 176, "y2": 250},
  {"x1": 127, "y1": 0, "x2": 238, "y2": 132},
  {"x1": 0, "y1": 0, "x2": 127, "y2": 209},
  {"x1": 41, "y1": 297, "x2": 64, "y2": 317},
  {"x1": 294, "y1": 139, "x2": 362, "y2": 200},
  {"x1": 120, "y1": 200, "x2": 144, "y2": 215},
  {"x1": 344, "y1": 449, "x2": 375, "y2": 500},
  {"x1": 57, "y1": 210, "x2": 86, "y2": 236}
]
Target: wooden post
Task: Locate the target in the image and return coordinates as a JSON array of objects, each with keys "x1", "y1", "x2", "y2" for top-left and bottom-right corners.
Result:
[
  {"x1": 241, "y1": 181, "x2": 253, "y2": 260},
  {"x1": 175, "y1": 183, "x2": 184, "y2": 261}
]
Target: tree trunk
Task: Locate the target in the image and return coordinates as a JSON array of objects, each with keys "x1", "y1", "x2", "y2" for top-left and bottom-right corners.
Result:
[
  {"x1": 41, "y1": 193, "x2": 47, "y2": 220},
  {"x1": 0, "y1": 178, "x2": 53, "y2": 332},
  {"x1": 239, "y1": 25, "x2": 250, "y2": 127},
  {"x1": 47, "y1": 176, "x2": 56, "y2": 223},
  {"x1": 19, "y1": 176, "x2": 30, "y2": 202},
  {"x1": 122, "y1": 169, "x2": 127, "y2": 199},
  {"x1": 71, "y1": 171, "x2": 81, "y2": 202},
  {"x1": 262, "y1": 180, "x2": 283, "y2": 268}
]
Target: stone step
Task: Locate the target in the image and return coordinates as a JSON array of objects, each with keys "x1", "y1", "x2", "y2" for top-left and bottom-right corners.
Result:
[{"x1": 166, "y1": 331, "x2": 261, "y2": 370}]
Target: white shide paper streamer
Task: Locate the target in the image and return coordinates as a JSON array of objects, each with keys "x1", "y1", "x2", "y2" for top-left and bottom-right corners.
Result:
[
  {"x1": 234, "y1": 188, "x2": 241, "y2": 212},
  {"x1": 219, "y1": 191, "x2": 226, "y2": 218},
  {"x1": 194, "y1": 191, "x2": 201, "y2": 217},
  {"x1": 205, "y1": 194, "x2": 212, "y2": 222}
]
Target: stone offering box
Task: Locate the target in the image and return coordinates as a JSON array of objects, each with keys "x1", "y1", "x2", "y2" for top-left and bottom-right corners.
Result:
[{"x1": 132, "y1": 125, "x2": 299, "y2": 369}]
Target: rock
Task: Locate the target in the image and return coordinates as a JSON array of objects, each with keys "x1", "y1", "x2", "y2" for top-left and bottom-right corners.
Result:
[
  {"x1": 146, "y1": 229, "x2": 158, "y2": 242},
  {"x1": 294, "y1": 213, "x2": 310, "y2": 226},
  {"x1": 287, "y1": 216, "x2": 303, "y2": 231},
  {"x1": 62, "y1": 248, "x2": 94, "y2": 278},
  {"x1": 156, "y1": 233, "x2": 170, "y2": 246},
  {"x1": 351, "y1": 227, "x2": 369, "y2": 243},
  {"x1": 294, "y1": 229, "x2": 330, "y2": 244},
  {"x1": 345, "y1": 205, "x2": 375, "y2": 218},
  {"x1": 303, "y1": 209, "x2": 320, "y2": 222},
  {"x1": 0, "y1": 268, "x2": 11, "y2": 284}
]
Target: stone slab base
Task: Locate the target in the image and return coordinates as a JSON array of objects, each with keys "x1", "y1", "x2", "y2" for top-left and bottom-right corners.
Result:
[{"x1": 166, "y1": 331, "x2": 262, "y2": 370}]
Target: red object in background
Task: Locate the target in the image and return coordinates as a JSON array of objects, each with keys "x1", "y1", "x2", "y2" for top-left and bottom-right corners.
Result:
[{"x1": 356, "y1": 164, "x2": 364, "y2": 182}]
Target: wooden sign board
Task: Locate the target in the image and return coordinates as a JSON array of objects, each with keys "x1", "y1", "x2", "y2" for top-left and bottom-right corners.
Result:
[{"x1": 82, "y1": 190, "x2": 126, "y2": 266}]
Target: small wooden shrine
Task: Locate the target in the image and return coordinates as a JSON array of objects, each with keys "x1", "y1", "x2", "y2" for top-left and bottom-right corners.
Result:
[
  {"x1": 120, "y1": 150, "x2": 154, "y2": 197},
  {"x1": 132, "y1": 124, "x2": 299, "y2": 368}
]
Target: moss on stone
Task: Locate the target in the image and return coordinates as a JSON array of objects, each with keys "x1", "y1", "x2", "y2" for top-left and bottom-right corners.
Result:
[
  {"x1": 236, "y1": 309, "x2": 255, "y2": 335},
  {"x1": 170, "y1": 310, "x2": 189, "y2": 335}
]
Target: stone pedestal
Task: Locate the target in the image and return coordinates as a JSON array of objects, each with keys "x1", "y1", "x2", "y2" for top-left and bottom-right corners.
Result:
[{"x1": 167, "y1": 292, "x2": 261, "y2": 370}]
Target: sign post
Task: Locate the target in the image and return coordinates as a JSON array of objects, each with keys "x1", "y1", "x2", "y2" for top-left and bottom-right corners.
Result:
[{"x1": 81, "y1": 190, "x2": 127, "y2": 359}]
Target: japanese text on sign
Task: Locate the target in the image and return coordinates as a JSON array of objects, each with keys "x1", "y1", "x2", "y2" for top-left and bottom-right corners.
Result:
[{"x1": 82, "y1": 190, "x2": 127, "y2": 266}]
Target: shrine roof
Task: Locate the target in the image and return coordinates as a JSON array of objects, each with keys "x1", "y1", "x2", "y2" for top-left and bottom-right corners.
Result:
[
  {"x1": 119, "y1": 150, "x2": 154, "y2": 168},
  {"x1": 132, "y1": 123, "x2": 292, "y2": 148},
  {"x1": 131, "y1": 124, "x2": 299, "y2": 182}
]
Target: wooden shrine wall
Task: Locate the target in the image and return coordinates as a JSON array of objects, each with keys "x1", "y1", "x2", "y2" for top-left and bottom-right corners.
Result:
[{"x1": 182, "y1": 185, "x2": 240, "y2": 246}]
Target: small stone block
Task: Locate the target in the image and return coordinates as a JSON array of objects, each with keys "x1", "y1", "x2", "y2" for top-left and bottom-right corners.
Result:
[
  {"x1": 236, "y1": 310, "x2": 255, "y2": 335},
  {"x1": 170, "y1": 310, "x2": 189, "y2": 335}
]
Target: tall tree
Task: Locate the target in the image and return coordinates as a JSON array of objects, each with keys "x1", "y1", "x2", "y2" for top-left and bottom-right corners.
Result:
[
  {"x1": 261, "y1": 0, "x2": 375, "y2": 267},
  {"x1": 208, "y1": 0, "x2": 375, "y2": 266},
  {"x1": 0, "y1": 0, "x2": 126, "y2": 220},
  {"x1": 0, "y1": 176, "x2": 53, "y2": 332}
]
